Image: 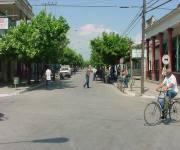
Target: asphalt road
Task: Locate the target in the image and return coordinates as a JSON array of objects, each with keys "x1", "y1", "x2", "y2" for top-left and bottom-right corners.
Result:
[{"x1": 0, "y1": 70, "x2": 180, "y2": 150}]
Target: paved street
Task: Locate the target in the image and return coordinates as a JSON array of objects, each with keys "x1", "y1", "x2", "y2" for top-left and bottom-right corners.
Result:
[{"x1": 0, "y1": 71, "x2": 180, "y2": 150}]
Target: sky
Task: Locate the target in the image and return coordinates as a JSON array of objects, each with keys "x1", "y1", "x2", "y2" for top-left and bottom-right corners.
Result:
[{"x1": 28, "y1": 0, "x2": 179, "y2": 60}]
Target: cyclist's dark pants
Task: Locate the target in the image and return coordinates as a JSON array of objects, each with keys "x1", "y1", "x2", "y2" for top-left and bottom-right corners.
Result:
[
  {"x1": 166, "y1": 90, "x2": 177, "y2": 99},
  {"x1": 160, "y1": 90, "x2": 177, "y2": 109}
]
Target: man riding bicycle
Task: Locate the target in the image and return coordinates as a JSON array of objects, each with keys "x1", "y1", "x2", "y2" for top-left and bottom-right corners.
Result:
[{"x1": 156, "y1": 69, "x2": 178, "y2": 118}]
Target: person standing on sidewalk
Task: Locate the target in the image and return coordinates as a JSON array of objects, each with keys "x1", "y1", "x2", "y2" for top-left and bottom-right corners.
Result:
[
  {"x1": 45, "y1": 66, "x2": 52, "y2": 89},
  {"x1": 84, "y1": 65, "x2": 92, "y2": 88},
  {"x1": 122, "y1": 68, "x2": 128, "y2": 88}
]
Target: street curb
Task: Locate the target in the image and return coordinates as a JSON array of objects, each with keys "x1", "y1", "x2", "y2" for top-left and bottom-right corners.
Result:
[
  {"x1": 113, "y1": 82, "x2": 156, "y2": 99},
  {"x1": 113, "y1": 83, "x2": 135, "y2": 97},
  {"x1": 0, "y1": 92, "x2": 18, "y2": 98},
  {"x1": 0, "y1": 82, "x2": 45, "y2": 98}
]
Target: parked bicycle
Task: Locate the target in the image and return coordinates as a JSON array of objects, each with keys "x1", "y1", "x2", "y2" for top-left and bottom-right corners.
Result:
[{"x1": 144, "y1": 90, "x2": 180, "y2": 125}]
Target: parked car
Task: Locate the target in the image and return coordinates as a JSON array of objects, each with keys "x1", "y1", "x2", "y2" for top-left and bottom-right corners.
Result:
[{"x1": 59, "y1": 66, "x2": 72, "y2": 79}]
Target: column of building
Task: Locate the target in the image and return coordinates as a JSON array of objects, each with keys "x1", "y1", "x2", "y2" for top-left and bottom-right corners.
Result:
[
  {"x1": 151, "y1": 36, "x2": 156, "y2": 81},
  {"x1": 146, "y1": 28, "x2": 174, "y2": 81},
  {"x1": 158, "y1": 32, "x2": 163, "y2": 81},
  {"x1": 146, "y1": 39, "x2": 150, "y2": 79},
  {"x1": 167, "y1": 28, "x2": 173, "y2": 71}
]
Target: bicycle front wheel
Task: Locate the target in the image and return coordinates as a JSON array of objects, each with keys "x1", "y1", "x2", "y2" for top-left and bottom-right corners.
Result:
[
  {"x1": 170, "y1": 101, "x2": 180, "y2": 122},
  {"x1": 144, "y1": 102, "x2": 161, "y2": 125}
]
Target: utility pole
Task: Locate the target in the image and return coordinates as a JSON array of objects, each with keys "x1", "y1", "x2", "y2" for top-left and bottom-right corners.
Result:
[
  {"x1": 130, "y1": 43, "x2": 133, "y2": 91},
  {"x1": 43, "y1": 2, "x2": 57, "y2": 13},
  {"x1": 141, "y1": 0, "x2": 146, "y2": 94}
]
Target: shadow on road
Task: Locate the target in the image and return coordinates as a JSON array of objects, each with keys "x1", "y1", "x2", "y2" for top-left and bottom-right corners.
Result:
[
  {"x1": 24, "y1": 78, "x2": 78, "y2": 92},
  {"x1": 0, "y1": 113, "x2": 7, "y2": 121},
  {"x1": 0, "y1": 137, "x2": 69, "y2": 145}
]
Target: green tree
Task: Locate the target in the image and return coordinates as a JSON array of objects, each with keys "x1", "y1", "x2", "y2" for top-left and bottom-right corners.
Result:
[
  {"x1": 61, "y1": 47, "x2": 84, "y2": 66},
  {"x1": 31, "y1": 11, "x2": 70, "y2": 63},
  {"x1": 90, "y1": 32, "x2": 132, "y2": 65},
  {"x1": 0, "y1": 11, "x2": 70, "y2": 64}
]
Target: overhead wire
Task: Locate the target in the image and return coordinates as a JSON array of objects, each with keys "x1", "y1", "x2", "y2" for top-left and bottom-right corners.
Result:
[
  {"x1": 146, "y1": 0, "x2": 157, "y2": 5},
  {"x1": 147, "y1": 0, "x2": 160, "y2": 9},
  {"x1": 122, "y1": 7, "x2": 142, "y2": 35},
  {"x1": 31, "y1": 4, "x2": 173, "y2": 10},
  {"x1": 31, "y1": 1, "x2": 174, "y2": 36},
  {"x1": 123, "y1": 0, "x2": 173, "y2": 35},
  {"x1": 124, "y1": 15, "x2": 142, "y2": 36},
  {"x1": 146, "y1": 0, "x2": 173, "y2": 13}
]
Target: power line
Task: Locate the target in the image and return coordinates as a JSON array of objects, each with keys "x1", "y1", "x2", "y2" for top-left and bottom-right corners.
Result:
[
  {"x1": 147, "y1": 0, "x2": 160, "y2": 9},
  {"x1": 31, "y1": 4, "x2": 174, "y2": 10},
  {"x1": 122, "y1": 8, "x2": 142, "y2": 35},
  {"x1": 124, "y1": 0, "x2": 173, "y2": 35},
  {"x1": 125, "y1": 16, "x2": 141, "y2": 36},
  {"x1": 146, "y1": 0, "x2": 173, "y2": 13},
  {"x1": 147, "y1": 0, "x2": 157, "y2": 5}
]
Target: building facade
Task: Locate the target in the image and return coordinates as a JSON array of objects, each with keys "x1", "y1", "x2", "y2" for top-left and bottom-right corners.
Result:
[
  {"x1": 0, "y1": 0, "x2": 33, "y2": 83},
  {"x1": 145, "y1": 5, "x2": 180, "y2": 83}
]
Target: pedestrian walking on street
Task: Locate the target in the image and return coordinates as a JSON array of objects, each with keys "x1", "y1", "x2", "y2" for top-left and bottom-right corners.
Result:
[
  {"x1": 83, "y1": 65, "x2": 92, "y2": 88},
  {"x1": 122, "y1": 68, "x2": 128, "y2": 88},
  {"x1": 45, "y1": 66, "x2": 52, "y2": 89}
]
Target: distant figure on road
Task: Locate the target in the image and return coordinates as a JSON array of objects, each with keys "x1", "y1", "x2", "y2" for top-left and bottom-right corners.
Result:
[
  {"x1": 92, "y1": 67, "x2": 97, "y2": 81},
  {"x1": 83, "y1": 65, "x2": 92, "y2": 88},
  {"x1": 45, "y1": 66, "x2": 52, "y2": 89}
]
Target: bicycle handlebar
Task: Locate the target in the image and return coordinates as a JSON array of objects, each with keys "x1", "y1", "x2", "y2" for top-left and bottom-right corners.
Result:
[{"x1": 156, "y1": 89, "x2": 166, "y2": 94}]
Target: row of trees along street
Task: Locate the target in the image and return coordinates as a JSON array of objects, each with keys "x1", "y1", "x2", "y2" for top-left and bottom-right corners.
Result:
[
  {"x1": 90, "y1": 32, "x2": 132, "y2": 66},
  {"x1": 0, "y1": 11, "x2": 84, "y2": 83}
]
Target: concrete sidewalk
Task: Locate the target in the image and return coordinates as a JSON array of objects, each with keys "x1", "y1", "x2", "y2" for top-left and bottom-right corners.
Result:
[
  {"x1": 115, "y1": 79, "x2": 180, "y2": 99},
  {"x1": 0, "y1": 82, "x2": 45, "y2": 98}
]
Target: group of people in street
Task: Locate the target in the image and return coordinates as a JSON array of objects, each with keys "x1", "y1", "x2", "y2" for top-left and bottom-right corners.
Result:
[
  {"x1": 83, "y1": 65, "x2": 130, "y2": 88},
  {"x1": 45, "y1": 64, "x2": 179, "y2": 118}
]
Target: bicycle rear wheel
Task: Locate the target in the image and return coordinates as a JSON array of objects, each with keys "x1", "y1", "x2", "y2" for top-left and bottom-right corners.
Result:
[
  {"x1": 144, "y1": 102, "x2": 161, "y2": 125},
  {"x1": 170, "y1": 101, "x2": 180, "y2": 122}
]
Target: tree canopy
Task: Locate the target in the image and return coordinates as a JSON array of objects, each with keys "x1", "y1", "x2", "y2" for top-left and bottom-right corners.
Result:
[
  {"x1": 90, "y1": 32, "x2": 132, "y2": 65},
  {"x1": 61, "y1": 47, "x2": 84, "y2": 66},
  {"x1": 0, "y1": 11, "x2": 70, "y2": 63}
]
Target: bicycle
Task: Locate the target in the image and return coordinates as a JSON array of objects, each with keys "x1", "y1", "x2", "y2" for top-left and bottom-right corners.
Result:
[{"x1": 144, "y1": 90, "x2": 180, "y2": 125}]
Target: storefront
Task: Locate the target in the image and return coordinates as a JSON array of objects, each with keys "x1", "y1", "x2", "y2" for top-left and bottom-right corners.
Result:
[
  {"x1": 145, "y1": 5, "x2": 180, "y2": 83},
  {"x1": 0, "y1": 0, "x2": 33, "y2": 83}
]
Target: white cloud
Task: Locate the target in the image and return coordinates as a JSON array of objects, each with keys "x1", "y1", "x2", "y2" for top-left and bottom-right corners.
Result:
[
  {"x1": 79, "y1": 24, "x2": 112, "y2": 36},
  {"x1": 68, "y1": 24, "x2": 113, "y2": 60},
  {"x1": 133, "y1": 32, "x2": 142, "y2": 44}
]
